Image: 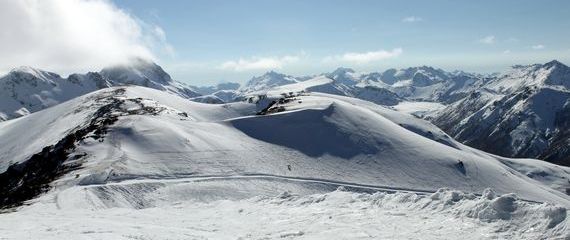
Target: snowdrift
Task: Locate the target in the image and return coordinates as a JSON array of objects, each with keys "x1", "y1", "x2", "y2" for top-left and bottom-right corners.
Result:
[{"x1": 0, "y1": 188, "x2": 568, "y2": 239}]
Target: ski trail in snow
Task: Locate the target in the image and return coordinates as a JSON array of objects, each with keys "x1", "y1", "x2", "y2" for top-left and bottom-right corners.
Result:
[{"x1": 76, "y1": 173, "x2": 544, "y2": 203}]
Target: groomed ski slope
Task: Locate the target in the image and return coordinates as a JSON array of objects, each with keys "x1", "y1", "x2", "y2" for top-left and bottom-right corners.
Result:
[{"x1": 0, "y1": 86, "x2": 569, "y2": 238}]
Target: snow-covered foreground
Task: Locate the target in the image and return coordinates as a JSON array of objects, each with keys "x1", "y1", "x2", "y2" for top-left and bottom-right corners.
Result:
[{"x1": 1, "y1": 188, "x2": 568, "y2": 239}]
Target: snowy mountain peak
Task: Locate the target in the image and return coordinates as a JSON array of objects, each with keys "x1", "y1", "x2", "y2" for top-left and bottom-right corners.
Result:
[
  {"x1": 5, "y1": 66, "x2": 61, "y2": 83},
  {"x1": 240, "y1": 71, "x2": 298, "y2": 93},
  {"x1": 100, "y1": 58, "x2": 173, "y2": 87},
  {"x1": 543, "y1": 59, "x2": 566, "y2": 69},
  {"x1": 326, "y1": 67, "x2": 359, "y2": 86},
  {"x1": 488, "y1": 60, "x2": 570, "y2": 93},
  {"x1": 0, "y1": 60, "x2": 201, "y2": 121}
]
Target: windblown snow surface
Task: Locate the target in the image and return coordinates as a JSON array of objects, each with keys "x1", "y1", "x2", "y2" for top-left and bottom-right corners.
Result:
[{"x1": 0, "y1": 86, "x2": 569, "y2": 239}]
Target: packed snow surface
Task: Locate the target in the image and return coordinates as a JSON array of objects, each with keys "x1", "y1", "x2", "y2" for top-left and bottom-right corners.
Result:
[{"x1": 0, "y1": 188, "x2": 568, "y2": 239}]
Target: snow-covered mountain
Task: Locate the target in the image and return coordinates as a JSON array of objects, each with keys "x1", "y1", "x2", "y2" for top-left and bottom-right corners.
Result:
[
  {"x1": 191, "y1": 83, "x2": 242, "y2": 103},
  {"x1": 194, "y1": 82, "x2": 240, "y2": 95},
  {"x1": 99, "y1": 58, "x2": 200, "y2": 99},
  {"x1": 1, "y1": 77, "x2": 570, "y2": 238},
  {"x1": 2, "y1": 85, "x2": 570, "y2": 203},
  {"x1": 239, "y1": 71, "x2": 300, "y2": 93},
  {"x1": 433, "y1": 60, "x2": 570, "y2": 166},
  {"x1": 0, "y1": 59, "x2": 200, "y2": 121},
  {"x1": 326, "y1": 67, "x2": 360, "y2": 86},
  {"x1": 3, "y1": 59, "x2": 568, "y2": 167},
  {"x1": 0, "y1": 67, "x2": 111, "y2": 121},
  {"x1": 1, "y1": 85, "x2": 570, "y2": 238},
  {"x1": 358, "y1": 66, "x2": 487, "y2": 103},
  {"x1": 234, "y1": 62, "x2": 570, "y2": 166}
]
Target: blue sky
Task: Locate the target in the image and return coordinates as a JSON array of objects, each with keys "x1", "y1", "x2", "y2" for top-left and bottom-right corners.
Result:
[
  {"x1": 2, "y1": 0, "x2": 568, "y2": 86},
  {"x1": 112, "y1": 0, "x2": 570, "y2": 85}
]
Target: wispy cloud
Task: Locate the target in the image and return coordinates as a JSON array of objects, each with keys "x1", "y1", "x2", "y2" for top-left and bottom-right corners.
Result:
[
  {"x1": 479, "y1": 35, "x2": 496, "y2": 44},
  {"x1": 402, "y1": 16, "x2": 423, "y2": 23},
  {"x1": 503, "y1": 50, "x2": 511, "y2": 54},
  {"x1": 220, "y1": 55, "x2": 301, "y2": 71},
  {"x1": 531, "y1": 44, "x2": 545, "y2": 50},
  {"x1": 0, "y1": 0, "x2": 168, "y2": 74},
  {"x1": 323, "y1": 48, "x2": 403, "y2": 64},
  {"x1": 148, "y1": 25, "x2": 175, "y2": 58}
]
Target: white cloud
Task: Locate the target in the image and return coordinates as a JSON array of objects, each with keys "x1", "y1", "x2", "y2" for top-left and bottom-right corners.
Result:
[
  {"x1": 479, "y1": 35, "x2": 496, "y2": 44},
  {"x1": 148, "y1": 25, "x2": 175, "y2": 58},
  {"x1": 402, "y1": 16, "x2": 423, "y2": 23},
  {"x1": 532, "y1": 44, "x2": 545, "y2": 50},
  {"x1": 503, "y1": 50, "x2": 511, "y2": 54},
  {"x1": 220, "y1": 55, "x2": 301, "y2": 72},
  {"x1": 324, "y1": 48, "x2": 403, "y2": 64},
  {"x1": 0, "y1": 0, "x2": 170, "y2": 74}
]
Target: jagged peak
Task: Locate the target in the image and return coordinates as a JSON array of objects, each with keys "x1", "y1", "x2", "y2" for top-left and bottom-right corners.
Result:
[{"x1": 543, "y1": 60, "x2": 567, "y2": 69}]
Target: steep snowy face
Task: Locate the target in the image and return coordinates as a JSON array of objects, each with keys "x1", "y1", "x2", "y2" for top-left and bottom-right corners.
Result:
[
  {"x1": 485, "y1": 60, "x2": 570, "y2": 94},
  {"x1": 240, "y1": 71, "x2": 299, "y2": 93},
  {"x1": 433, "y1": 61, "x2": 570, "y2": 166},
  {"x1": 100, "y1": 58, "x2": 173, "y2": 86},
  {"x1": 326, "y1": 67, "x2": 360, "y2": 86},
  {"x1": 0, "y1": 67, "x2": 111, "y2": 121},
  {"x1": 436, "y1": 87, "x2": 570, "y2": 165},
  {"x1": 100, "y1": 58, "x2": 200, "y2": 99}
]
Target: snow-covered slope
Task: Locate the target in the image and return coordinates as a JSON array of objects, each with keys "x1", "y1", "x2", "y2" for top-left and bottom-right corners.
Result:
[
  {"x1": 1, "y1": 85, "x2": 570, "y2": 238},
  {"x1": 2, "y1": 86, "x2": 569, "y2": 206},
  {"x1": 0, "y1": 59, "x2": 200, "y2": 121},
  {"x1": 434, "y1": 61, "x2": 570, "y2": 166}
]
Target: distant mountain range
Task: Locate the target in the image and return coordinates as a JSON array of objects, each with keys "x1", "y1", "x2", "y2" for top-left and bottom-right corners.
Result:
[{"x1": 1, "y1": 59, "x2": 569, "y2": 166}]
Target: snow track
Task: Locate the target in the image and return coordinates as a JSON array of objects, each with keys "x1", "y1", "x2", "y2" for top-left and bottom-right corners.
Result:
[{"x1": 81, "y1": 173, "x2": 435, "y2": 194}]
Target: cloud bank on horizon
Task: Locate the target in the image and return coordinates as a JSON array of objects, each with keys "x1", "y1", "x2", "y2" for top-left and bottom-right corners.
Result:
[{"x1": 0, "y1": 0, "x2": 167, "y2": 75}]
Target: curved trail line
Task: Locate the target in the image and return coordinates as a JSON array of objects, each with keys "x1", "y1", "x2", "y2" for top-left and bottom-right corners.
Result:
[{"x1": 78, "y1": 173, "x2": 542, "y2": 203}]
